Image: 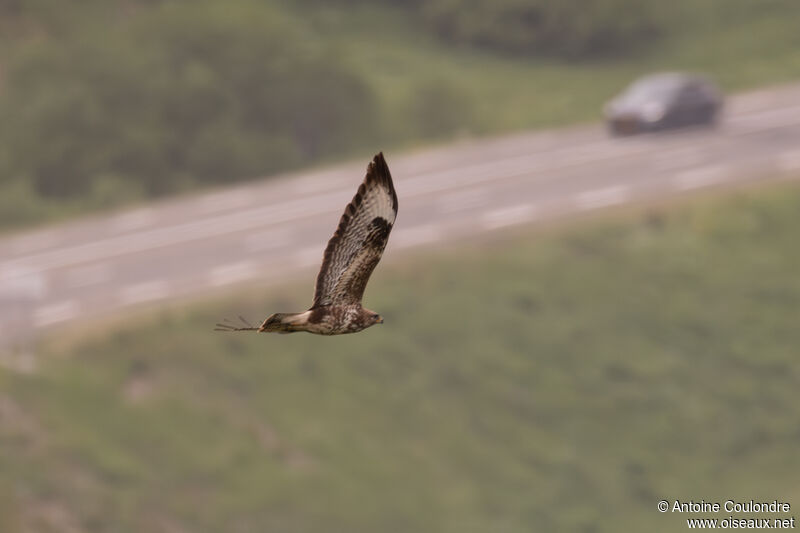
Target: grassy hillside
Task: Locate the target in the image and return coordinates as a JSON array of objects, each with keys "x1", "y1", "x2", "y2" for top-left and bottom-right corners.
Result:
[
  {"x1": 2, "y1": 0, "x2": 800, "y2": 231},
  {"x1": 2, "y1": 181, "x2": 800, "y2": 532}
]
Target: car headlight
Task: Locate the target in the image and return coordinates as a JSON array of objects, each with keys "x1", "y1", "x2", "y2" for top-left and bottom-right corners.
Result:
[{"x1": 642, "y1": 102, "x2": 666, "y2": 122}]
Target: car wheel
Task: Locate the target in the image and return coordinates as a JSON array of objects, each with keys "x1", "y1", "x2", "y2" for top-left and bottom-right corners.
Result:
[{"x1": 700, "y1": 105, "x2": 719, "y2": 127}]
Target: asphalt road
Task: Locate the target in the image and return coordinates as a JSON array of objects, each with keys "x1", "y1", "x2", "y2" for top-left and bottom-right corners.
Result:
[{"x1": 2, "y1": 83, "x2": 800, "y2": 350}]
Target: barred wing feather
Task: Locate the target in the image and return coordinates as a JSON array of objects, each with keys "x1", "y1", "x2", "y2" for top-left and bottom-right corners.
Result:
[{"x1": 312, "y1": 153, "x2": 398, "y2": 307}]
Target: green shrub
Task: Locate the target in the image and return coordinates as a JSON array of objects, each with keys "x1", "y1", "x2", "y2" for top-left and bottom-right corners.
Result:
[{"x1": 421, "y1": 0, "x2": 664, "y2": 58}]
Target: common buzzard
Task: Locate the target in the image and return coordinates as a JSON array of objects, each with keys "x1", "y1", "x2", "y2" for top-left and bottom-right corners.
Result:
[{"x1": 216, "y1": 152, "x2": 398, "y2": 335}]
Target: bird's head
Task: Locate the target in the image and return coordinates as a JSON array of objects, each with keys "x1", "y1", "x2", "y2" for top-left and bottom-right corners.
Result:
[{"x1": 363, "y1": 308, "x2": 384, "y2": 326}]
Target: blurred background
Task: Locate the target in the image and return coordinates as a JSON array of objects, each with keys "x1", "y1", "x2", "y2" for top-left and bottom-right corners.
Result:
[{"x1": 1, "y1": 0, "x2": 800, "y2": 531}]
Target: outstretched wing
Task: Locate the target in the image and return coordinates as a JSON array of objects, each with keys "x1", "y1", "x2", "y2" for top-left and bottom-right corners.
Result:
[{"x1": 312, "y1": 152, "x2": 398, "y2": 307}]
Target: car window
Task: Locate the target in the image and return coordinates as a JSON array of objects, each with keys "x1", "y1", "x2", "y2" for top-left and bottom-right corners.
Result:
[
  {"x1": 679, "y1": 85, "x2": 707, "y2": 102},
  {"x1": 622, "y1": 80, "x2": 681, "y2": 105}
]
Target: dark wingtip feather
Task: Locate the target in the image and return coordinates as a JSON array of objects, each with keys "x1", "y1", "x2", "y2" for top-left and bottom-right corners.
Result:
[
  {"x1": 368, "y1": 152, "x2": 388, "y2": 177},
  {"x1": 367, "y1": 152, "x2": 398, "y2": 213}
]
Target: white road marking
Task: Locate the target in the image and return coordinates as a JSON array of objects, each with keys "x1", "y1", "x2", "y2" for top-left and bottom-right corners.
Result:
[
  {"x1": 726, "y1": 104, "x2": 800, "y2": 135},
  {"x1": 439, "y1": 188, "x2": 488, "y2": 213},
  {"x1": 392, "y1": 225, "x2": 443, "y2": 248},
  {"x1": 34, "y1": 300, "x2": 78, "y2": 327},
  {"x1": 570, "y1": 141, "x2": 638, "y2": 164},
  {"x1": 481, "y1": 204, "x2": 536, "y2": 230},
  {"x1": 65, "y1": 263, "x2": 112, "y2": 289},
  {"x1": 111, "y1": 208, "x2": 155, "y2": 233},
  {"x1": 209, "y1": 261, "x2": 258, "y2": 287},
  {"x1": 197, "y1": 190, "x2": 251, "y2": 214},
  {"x1": 292, "y1": 173, "x2": 354, "y2": 194},
  {"x1": 243, "y1": 229, "x2": 291, "y2": 253},
  {"x1": 0, "y1": 268, "x2": 47, "y2": 299},
  {"x1": 673, "y1": 165, "x2": 728, "y2": 191},
  {"x1": 652, "y1": 146, "x2": 703, "y2": 171},
  {"x1": 575, "y1": 186, "x2": 629, "y2": 209},
  {"x1": 731, "y1": 89, "x2": 783, "y2": 113},
  {"x1": 9, "y1": 230, "x2": 57, "y2": 255},
  {"x1": 118, "y1": 280, "x2": 170, "y2": 305},
  {"x1": 777, "y1": 149, "x2": 800, "y2": 172},
  {"x1": 294, "y1": 246, "x2": 322, "y2": 268}
]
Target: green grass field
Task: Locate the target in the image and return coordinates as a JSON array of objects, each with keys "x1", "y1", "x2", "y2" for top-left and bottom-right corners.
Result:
[{"x1": 2, "y1": 181, "x2": 800, "y2": 532}]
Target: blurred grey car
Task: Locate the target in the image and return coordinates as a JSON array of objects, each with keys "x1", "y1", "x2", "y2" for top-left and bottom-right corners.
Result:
[{"x1": 605, "y1": 73, "x2": 723, "y2": 136}]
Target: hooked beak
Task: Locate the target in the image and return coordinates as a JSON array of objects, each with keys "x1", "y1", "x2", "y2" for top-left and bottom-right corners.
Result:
[{"x1": 377, "y1": 316, "x2": 384, "y2": 324}]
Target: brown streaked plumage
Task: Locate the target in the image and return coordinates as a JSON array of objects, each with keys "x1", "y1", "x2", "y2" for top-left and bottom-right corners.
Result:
[{"x1": 215, "y1": 152, "x2": 397, "y2": 335}]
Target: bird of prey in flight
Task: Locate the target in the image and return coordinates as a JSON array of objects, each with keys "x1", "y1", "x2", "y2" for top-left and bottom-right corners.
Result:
[{"x1": 216, "y1": 152, "x2": 398, "y2": 335}]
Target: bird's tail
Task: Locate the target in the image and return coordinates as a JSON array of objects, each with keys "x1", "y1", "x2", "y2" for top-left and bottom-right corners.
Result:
[
  {"x1": 258, "y1": 312, "x2": 305, "y2": 334},
  {"x1": 214, "y1": 315, "x2": 259, "y2": 332},
  {"x1": 215, "y1": 312, "x2": 306, "y2": 333}
]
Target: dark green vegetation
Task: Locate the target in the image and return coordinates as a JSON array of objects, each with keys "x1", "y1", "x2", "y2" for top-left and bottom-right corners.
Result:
[
  {"x1": 1, "y1": 0, "x2": 800, "y2": 230},
  {"x1": 418, "y1": 0, "x2": 663, "y2": 58},
  {"x1": 2, "y1": 182, "x2": 800, "y2": 532}
]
